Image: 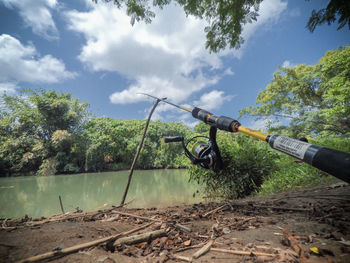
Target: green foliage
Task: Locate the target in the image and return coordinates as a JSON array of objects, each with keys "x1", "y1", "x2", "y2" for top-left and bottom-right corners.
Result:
[
  {"x1": 0, "y1": 89, "x2": 89, "y2": 176},
  {"x1": 37, "y1": 158, "x2": 58, "y2": 176},
  {"x1": 307, "y1": 0, "x2": 350, "y2": 32},
  {"x1": 83, "y1": 117, "x2": 189, "y2": 171},
  {"x1": 189, "y1": 133, "x2": 278, "y2": 199},
  {"x1": 240, "y1": 46, "x2": 350, "y2": 138},
  {"x1": 259, "y1": 136, "x2": 350, "y2": 195}
]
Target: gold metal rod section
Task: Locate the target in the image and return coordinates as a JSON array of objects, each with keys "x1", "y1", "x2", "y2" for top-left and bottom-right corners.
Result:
[{"x1": 238, "y1": 126, "x2": 268, "y2": 141}]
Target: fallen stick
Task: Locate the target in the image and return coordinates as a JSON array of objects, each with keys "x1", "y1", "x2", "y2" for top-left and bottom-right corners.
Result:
[
  {"x1": 17, "y1": 222, "x2": 154, "y2": 263},
  {"x1": 171, "y1": 254, "x2": 192, "y2": 262},
  {"x1": 210, "y1": 247, "x2": 276, "y2": 257},
  {"x1": 111, "y1": 210, "x2": 163, "y2": 222},
  {"x1": 175, "y1": 224, "x2": 192, "y2": 232},
  {"x1": 203, "y1": 204, "x2": 228, "y2": 217},
  {"x1": 192, "y1": 239, "x2": 214, "y2": 259},
  {"x1": 176, "y1": 242, "x2": 205, "y2": 253},
  {"x1": 283, "y1": 228, "x2": 307, "y2": 262},
  {"x1": 113, "y1": 229, "x2": 167, "y2": 247}
]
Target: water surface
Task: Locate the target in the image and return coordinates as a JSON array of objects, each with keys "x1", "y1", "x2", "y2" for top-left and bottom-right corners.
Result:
[{"x1": 0, "y1": 169, "x2": 203, "y2": 219}]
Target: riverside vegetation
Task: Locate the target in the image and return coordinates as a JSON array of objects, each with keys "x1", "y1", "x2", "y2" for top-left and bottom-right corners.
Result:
[{"x1": 1, "y1": 47, "x2": 349, "y2": 199}]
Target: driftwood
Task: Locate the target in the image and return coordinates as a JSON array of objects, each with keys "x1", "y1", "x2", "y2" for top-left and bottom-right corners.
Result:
[
  {"x1": 192, "y1": 239, "x2": 214, "y2": 259},
  {"x1": 111, "y1": 210, "x2": 163, "y2": 222},
  {"x1": 211, "y1": 247, "x2": 276, "y2": 257},
  {"x1": 18, "y1": 222, "x2": 154, "y2": 263},
  {"x1": 113, "y1": 229, "x2": 167, "y2": 247},
  {"x1": 203, "y1": 204, "x2": 228, "y2": 217}
]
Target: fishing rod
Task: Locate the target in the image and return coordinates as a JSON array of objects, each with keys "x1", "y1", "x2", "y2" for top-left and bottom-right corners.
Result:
[{"x1": 140, "y1": 93, "x2": 350, "y2": 183}]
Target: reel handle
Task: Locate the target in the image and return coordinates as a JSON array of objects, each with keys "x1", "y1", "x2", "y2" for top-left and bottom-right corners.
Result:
[{"x1": 164, "y1": 136, "x2": 184, "y2": 143}]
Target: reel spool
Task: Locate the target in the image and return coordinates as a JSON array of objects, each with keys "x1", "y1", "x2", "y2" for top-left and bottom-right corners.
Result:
[{"x1": 164, "y1": 126, "x2": 223, "y2": 171}]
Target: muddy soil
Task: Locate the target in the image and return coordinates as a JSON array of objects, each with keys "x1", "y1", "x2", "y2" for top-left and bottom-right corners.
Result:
[{"x1": 1, "y1": 182, "x2": 349, "y2": 263}]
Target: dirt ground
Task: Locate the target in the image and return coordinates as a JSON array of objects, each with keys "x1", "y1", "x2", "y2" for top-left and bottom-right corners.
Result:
[{"x1": 1, "y1": 182, "x2": 349, "y2": 263}]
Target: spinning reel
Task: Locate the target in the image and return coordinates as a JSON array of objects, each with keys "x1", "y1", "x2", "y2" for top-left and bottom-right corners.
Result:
[{"x1": 164, "y1": 126, "x2": 223, "y2": 171}]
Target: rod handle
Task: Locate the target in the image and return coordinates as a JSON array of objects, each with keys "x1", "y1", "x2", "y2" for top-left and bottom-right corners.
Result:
[
  {"x1": 268, "y1": 135, "x2": 350, "y2": 183},
  {"x1": 312, "y1": 147, "x2": 350, "y2": 183}
]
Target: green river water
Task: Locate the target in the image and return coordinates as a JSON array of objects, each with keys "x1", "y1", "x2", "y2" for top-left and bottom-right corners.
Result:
[{"x1": 0, "y1": 169, "x2": 203, "y2": 219}]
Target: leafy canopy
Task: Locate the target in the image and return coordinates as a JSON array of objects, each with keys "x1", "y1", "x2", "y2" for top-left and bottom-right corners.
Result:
[
  {"x1": 95, "y1": 0, "x2": 349, "y2": 53},
  {"x1": 239, "y1": 46, "x2": 350, "y2": 137}
]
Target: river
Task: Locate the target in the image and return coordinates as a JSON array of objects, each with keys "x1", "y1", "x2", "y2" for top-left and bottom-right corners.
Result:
[{"x1": 0, "y1": 169, "x2": 203, "y2": 219}]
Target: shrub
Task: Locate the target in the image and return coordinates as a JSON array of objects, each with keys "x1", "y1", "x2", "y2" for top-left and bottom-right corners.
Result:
[{"x1": 189, "y1": 132, "x2": 278, "y2": 199}]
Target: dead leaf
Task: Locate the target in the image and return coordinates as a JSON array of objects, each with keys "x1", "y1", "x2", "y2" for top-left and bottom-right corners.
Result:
[{"x1": 184, "y1": 240, "x2": 191, "y2": 246}]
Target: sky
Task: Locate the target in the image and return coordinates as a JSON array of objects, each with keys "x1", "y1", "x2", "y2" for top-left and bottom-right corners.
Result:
[{"x1": 0, "y1": 0, "x2": 349, "y2": 129}]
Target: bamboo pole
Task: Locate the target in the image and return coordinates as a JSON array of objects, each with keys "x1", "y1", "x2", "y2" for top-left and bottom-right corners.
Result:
[
  {"x1": 120, "y1": 98, "x2": 162, "y2": 206},
  {"x1": 17, "y1": 222, "x2": 154, "y2": 263}
]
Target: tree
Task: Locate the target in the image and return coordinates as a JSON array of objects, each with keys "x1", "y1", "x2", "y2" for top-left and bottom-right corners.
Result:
[
  {"x1": 239, "y1": 46, "x2": 350, "y2": 138},
  {"x1": 307, "y1": 0, "x2": 350, "y2": 32},
  {"x1": 0, "y1": 89, "x2": 90, "y2": 175},
  {"x1": 95, "y1": 0, "x2": 349, "y2": 53}
]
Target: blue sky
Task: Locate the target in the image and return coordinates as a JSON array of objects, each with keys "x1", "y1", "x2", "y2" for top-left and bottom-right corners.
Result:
[{"x1": 0, "y1": 0, "x2": 349, "y2": 129}]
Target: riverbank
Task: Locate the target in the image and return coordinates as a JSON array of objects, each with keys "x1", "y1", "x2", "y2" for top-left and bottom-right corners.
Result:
[{"x1": 1, "y1": 182, "x2": 349, "y2": 263}]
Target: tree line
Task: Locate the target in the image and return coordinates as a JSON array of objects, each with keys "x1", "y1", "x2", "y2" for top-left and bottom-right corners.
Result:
[{"x1": 1, "y1": 46, "x2": 349, "y2": 198}]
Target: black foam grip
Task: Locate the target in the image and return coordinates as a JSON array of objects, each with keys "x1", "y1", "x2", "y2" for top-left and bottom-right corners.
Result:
[
  {"x1": 164, "y1": 136, "x2": 184, "y2": 143},
  {"x1": 192, "y1": 107, "x2": 212, "y2": 122},
  {"x1": 312, "y1": 147, "x2": 350, "y2": 183},
  {"x1": 216, "y1": 116, "x2": 237, "y2": 132}
]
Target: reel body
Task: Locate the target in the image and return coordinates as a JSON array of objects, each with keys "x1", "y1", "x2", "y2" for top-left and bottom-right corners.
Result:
[{"x1": 164, "y1": 126, "x2": 223, "y2": 171}]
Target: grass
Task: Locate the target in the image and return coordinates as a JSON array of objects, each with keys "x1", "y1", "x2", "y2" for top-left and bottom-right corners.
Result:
[{"x1": 258, "y1": 156, "x2": 338, "y2": 196}]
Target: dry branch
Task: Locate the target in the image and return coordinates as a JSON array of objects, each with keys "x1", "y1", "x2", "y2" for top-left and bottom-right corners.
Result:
[
  {"x1": 18, "y1": 222, "x2": 154, "y2": 263},
  {"x1": 283, "y1": 228, "x2": 307, "y2": 262},
  {"x1": 171, "y1": 254, "x2": 192, "y2": 262},
  {"x1": 211, "y1": 247, "x2": 276, "y2": 257},
  {"x1": 203, "y1": 204, "x2": 228, "y2": 217},
  {"x1": 192, "y1": 239, "x2": 214, "y2": 259},
  {"x1": 111, "y1": 210, "x2": 163, "y2": 222},
  {"x1": 175, "y1": 224, "x2": 192, "y2": 232},
  {"x1": 113, "y1": 229, "x2": 167, "y2": 247}
]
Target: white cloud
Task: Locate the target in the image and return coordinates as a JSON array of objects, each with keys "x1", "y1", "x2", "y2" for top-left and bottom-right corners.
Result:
[
  {"x1": 0, "y1": 82, "x2": 18, "y2": 95},
  {"x1": 66, "y1": 0, "x2": 287, "y2": 120},
  {"x1": 0, "y1": 34, "x2": 76, "y2": 83},
  {"x1": 281, "y1": 60, "x2": 297, "y2": 68},
  {"x1": 194, "y1": 90, "x2": 234, "y2": 111},
  {"x1": 2, "y1": 0, "x2": 59, "y2": 40}
]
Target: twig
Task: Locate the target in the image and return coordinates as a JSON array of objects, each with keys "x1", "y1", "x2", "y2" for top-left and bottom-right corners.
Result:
[
  {"x1": 175, "y1": 242, "x2": 205, "y2": 253},
  {"x1": 120, "y1": 98, "x2": 162, "y2": 205},
  {"x1": 113, "y1": 229, "x2": 167, "y2": 247},
  {"x1": 111, "y1": 210, "x2": 163, "y2": 222},
  {"x1": 171, "y1": 254, "x2": 192, "y2": 262},
  {"x1": 203, "y1": 204, "x2": 228, "y2": 217},
  {"x1": 59, "y1": 196, "x2": 65, "y2": 214},
  {"x1": 175, "y1": 224, "x2": 192, "y2": 232},
  {"x1": 210, "y1": 247, "x2": 276, "y2": 257},
  {"x1": 17, "y1": 222, "x2": 154, "y2": 263},
  {"x1": 283, "y1": 228, "x2": 307, "y2": 262},
  {"x1": 1, "y1": 218, "x2": 16, "y2": 231},
  {"x1": 113, "y1": 198, "x2": 135, "y2": 208},
  {"x1": 192, "y1": 239, "x2": 214, "y2": 259}
]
